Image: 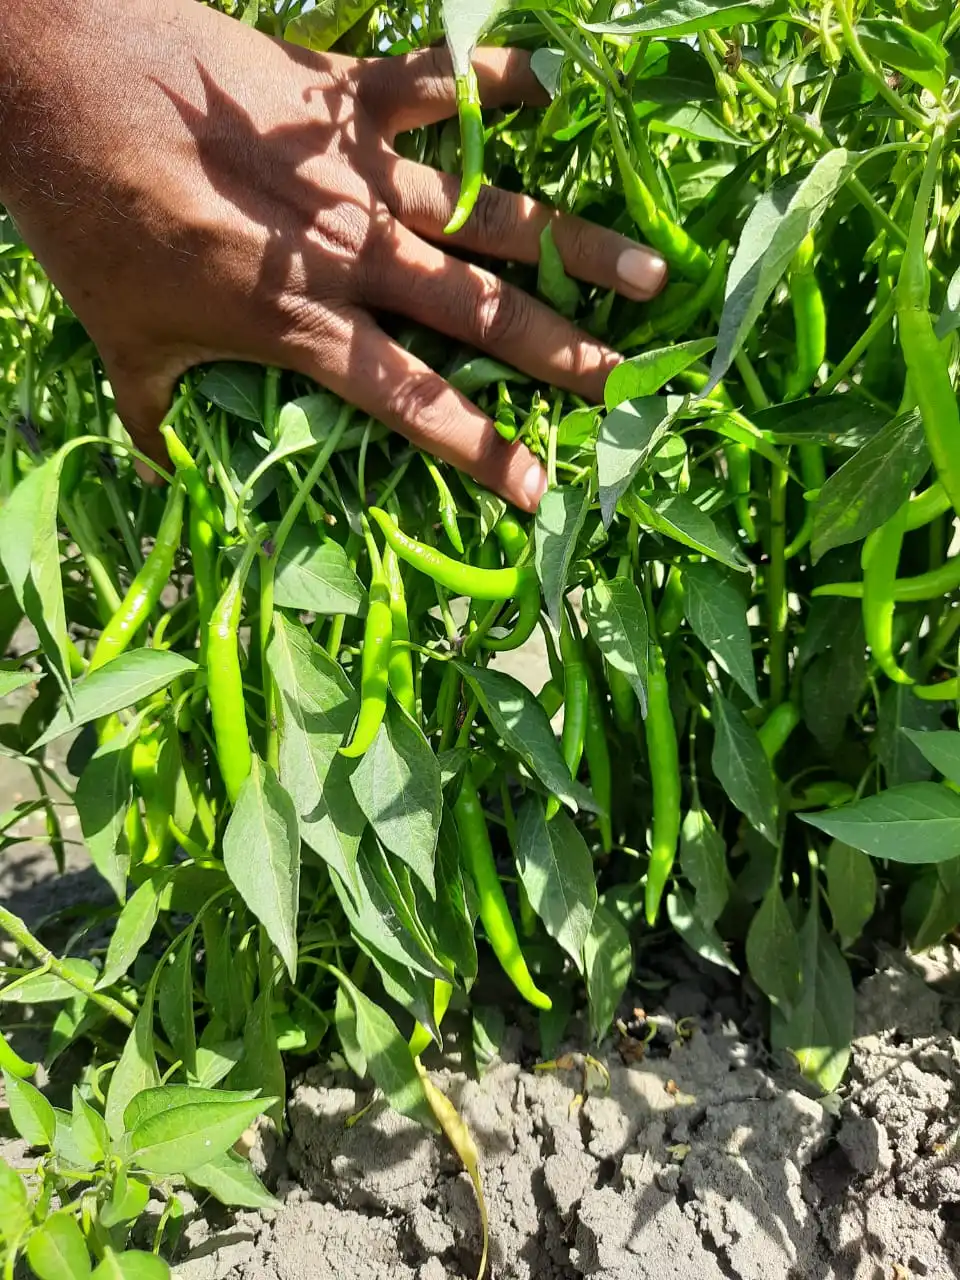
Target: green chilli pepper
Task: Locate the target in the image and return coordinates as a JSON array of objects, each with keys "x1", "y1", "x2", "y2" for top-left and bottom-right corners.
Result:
[
  {"x1": 757, "y1": 701, "x2": 800, "y2": 762},
  {"x1": 606, "y1": 91, "x2": 710, "y2": 283},
  {"x1": 341, "y1": 527, "x2": 393, "y2": 758},
  {"x1": 494, "y1": 382, "x2": 519, "y2": 443},
  {"x1": 546, "y1": 602, "x2": 588, "y2": 820},
  {"x1": 383, "y1": 544, "x2": 416, "y2": 719},
  {"x1": 494, "y1": 514, "x2": 528, "y2": 565},
  {"x1": 726, "y1": 443, "x2": 757, "y2": 543},
  {"x1": 444, "y1": 68, "x2": 485, "y2": 236},
  {"x1": 424, "y1": 456, "x2": 464, "y2": 554},
  {"x1": 454, "y1": 768, "x2": 552, "y2": 1011},
  {"x1": 782, "y1": 233, "x2": 827, "y2": 559},
  {"x1": 861, "y1": 504, "x2": 913, "y2": 686},
  {"x1": 644, "y1": 642, "x2": 681, "y2": 926},
  {"x1": 607, "y1": 662, "x2": 637, "y2": 734},
  {"x1": 814, "y1": 552, "x2": 960, "y2": 603},
  {"x1": 368, "y1": 507, "x2": 535, "y2": 600},
  {"x1": 207, "y1": 538, "x2": 258, "y2": 804},
  {"x1": 160, "y1": 423, "x2": 226, "y2": 538},
  {"x1": 898, "y1": 128, "x2": 960, "y2": 517},
  {"x1": 89, "y1": 480, "x2": 185, "y2": 672},
  {"x1": 583, "y1": 669, "x2": 614, "y2": 854},
  {"x1": 657, "y1": 565, "x2": 685, "y2": 639},
  {"x1": 189, "y1": 501, "x2": 219, "y2": 656}
]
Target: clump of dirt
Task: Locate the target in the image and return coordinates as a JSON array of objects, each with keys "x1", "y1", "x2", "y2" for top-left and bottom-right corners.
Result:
[{"x1": 172, "y1": 947, "x2": 960, "y2": 1280}]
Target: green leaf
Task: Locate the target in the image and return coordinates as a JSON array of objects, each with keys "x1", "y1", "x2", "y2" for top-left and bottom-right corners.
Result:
[
  {"x1": 0, "y1": 451, "x2": 73, "y2": 692},
  {"x1": 335, "y1": 983, "x2": 367, "y2": 1079},
  {"x1": 745, "y1": 882, "x2": 802, "y2": 1012},
  {"x1": 122, "y1": 1084, "x2": 261, "y2": 1132},
  {"x1": 538, "y1": 224, "x2": 580, "y2": 318},
  {"x1": 824, "y1": 842, "x2": 876, "y2": 945},
  {"x1": 349, "y1": 702, "x2": 440, "y2": 896},
  {"x1": 454, "y1": 662, "x2": 597, "y2": 812},
  {"x1": 682, "y1": 562, "x2": 758, "y2": 704},
  {"x1": 267, "y1": 613, "x2": 363, "y2": 892},
  {"x1": 936, "y1": 263, "x2": 960, "y2": 340},
  {"x1": 711, "y1": 693, "x2": 778, "y2": 843},
  {"x1": 770, "y1": 901, "x2": 854, "y2": 1093},
  {"x1": 604, "y1": 338, "x2": 714, "y2": 409},
  {"x1": 667, "y1": 887, "x2": 738, "y2": 972},
  {"x1": 583, "y1": 903, "x2": 632, "y2": 1042},
  {"x1": 26, "y1": 1213, "x2": 91, "y2": 1280},
  {"x1": 441, "y1": 0, "x2": 505, "y2": 75},
  {"x1": 708, "y1": 149, "x2": 880, "y2": 391},
  {"x1": 0, "y1": 669, "x2": 37, "y2": 699},
  {"x1": 587, "y1": 0, "x2": 786, "y2": 36},
  {"x1": 645, "y1": 103, "x2": 750, "y2": 146},
  {"x1": 857, "y1": 18, "x2": 946, "y2": 95},
  {"x1": 753, "y1": 395, "x2": 887, "y2": 449},
  {"x1": 197, "y1": 363, "x2": 263, "y2": 423},
  {"x1": 130, "y1": 1095, "x2": 274, "y2": 1176},
  {"x1": 0, "y1": 958, "x2": 98, "y2": 1004},
  {"x1": 285, "y1": 0, "x2": 378, "y2": 52},
  {"x1": 32, "y1": 650, "x2": 197, "y2": 750},
  {"x1": 328, "y1": 966, "x2": 437, "y2": 1130},
  {"x1": 876, "y1": 685, "x2": 942, "y2": 787},
  {"x1": 802, "y1": 783, "x2": 960, "y2": 863},
  {"x1": 433, "y1": 813, "x2": 478, "y2": 984},
  {"x1": 98, "y1": 1170, "x2": 150, "y2": 1230},
  {"x1": 70, "y1": 1088, "x2": 110, "y2": 1166},
  {"x1": 514, "y1": 797, "x2": 597, "y2": 969},
  {"x1": 811, "y1": 410, "x2": 929, "y2": 561},
  {"x1": 581, "y1": 577, "x2": 649, "y2": 714},
  {"x1": 596, "y1": 396, "x2": 678, "y2": 526},
  {"x1": 2, "y1": 1068, "x2": 56, "y2": 1147},
  {"x1": 902, "y1": 729, "x2": 960, "y2": 787},
  {"x1": 104, "y1": 975, "x2": 160, "y2": 1140},
  {"x1": 273, "y1": 392, "x2": 343, "y2": 455},
  {"x1": 75, "y1": 718, "x2": 139, "y2": 901},
  {"x1": 223, "y1": 755, "x2": 301, "y2": 981},
  {"x1": 91, "y1": 1250, "x2": 170, "y2": 1280},
  {"x1": 0, "y1": 1154, "x2": 29, "y2": 1239},
  {"x1": 96, "y1": 874, "x2": 166, "y2": 991},
  {"x1": 534, "y1": 485, "x2": 589, "y2": 629},
  {"x1": 230, "y1": 989, "x2": 285, "y2": 1128},
  {"x1": 272, "y1": 527, "x2": 365, "y2": 616},
  {"x1": 157, "y1": 938, "x2": 197, "y2": 1078},
  {"x1": 679, "y1": 805, "x2": 729, "y2": 929},
  {"x1": 630, "y1": 491, "x2": 750, "y2": 572},
  {"x1": 186, "y1": 1149, "x2": 280, "y2": 1209}
]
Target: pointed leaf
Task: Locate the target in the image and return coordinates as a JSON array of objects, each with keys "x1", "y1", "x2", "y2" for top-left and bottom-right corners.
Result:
[
  {"x1": 97, "y1": 875, "x2": 166, "y2": 991},
  {"x1": 515, "y1": 796, "x2": 597, "y2": 968},
  {"x1": 711, "y1": 693, "x2": 778, "y2": 842},
  {"x1": 534, "y1": 486, "x2": 589, "y2": 629},
  {"x1": 587, "y1": 0, "x2": 787, "y2": 36},
  {"x1": 683, "y1": 562, "x2": 759, "y2": 704},
  {"x1": 667, "y1": 887, "x2": 738, "y2": 972},
  {"x1": 604, "y1": 338, "x2": 715, "y2": 409},
  {"x1": 91, "y1": 1251, "x2": 170, "y2": 1280},
  {"x1": 105, "y1": 976, "x2": 160, "y2": 1140},
  {"x1": 186, "y1": 1149, "x2": 280, "y2": 1209},
  {"x1": 583, "y1": 903, "x2": 632, "y2": 1042},
  {"x1": 802, "y1": 782, "x2": 960, "y2": 863},
  {"x1": 746, "y1": 883, "x2": 802, "y2": 1012},
  {"x1": 902, "y1": 729, "x2": 960, "y2": 788},
  {"x1": 824, "y1": 841, "x2": 876, "y2": 945},
  {"x1": 679, "y1": 805, "x2": 729, "y2": 928},
  {"x1": 2, "y1": 1069, "x2": 55, "y2": 1147},
  {"x1": 26, "y1": 1213, "x2": 91, "y2": 1280},
  {"x1": 596, "y1": 397, "x2": 677, "y2": 526},
  {"x1": 581, "y1": 576, "x2": 649, "y2": 714},
  {"x1": 223, "y1": 755, "x2": 300, "y2": 981},
  {"x1": 75, "y1": 719, "x2": 139, "y2": 901},
  {"x1": 630, "y1": 491, "x2": 750, "y2": 571},
  {"x1": 130, "y1": 1096, "x2": 275, "y2": 1175}
]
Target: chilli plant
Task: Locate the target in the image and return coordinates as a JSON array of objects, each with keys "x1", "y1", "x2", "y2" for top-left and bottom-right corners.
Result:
[{"x1": 2, "y1": 0, "x2": 960, "y2": 1276}]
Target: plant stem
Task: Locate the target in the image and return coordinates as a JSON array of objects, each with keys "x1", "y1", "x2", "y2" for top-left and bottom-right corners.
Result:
[
  {"x1": 767, "y1": 463, "x2": 789, "y2": 705},
  {"x1": 818, "y1": 292, "x2": 897, "y2": 395},
  {"x1": 61, "y1": 497, "x2": 123, "y2": 622},
  {"x1": 836, "y1": 0, "x2": 931, "y2": 134},
  {"x1": 0, "y1": 903, "x2": 135, "y2": 1028}
]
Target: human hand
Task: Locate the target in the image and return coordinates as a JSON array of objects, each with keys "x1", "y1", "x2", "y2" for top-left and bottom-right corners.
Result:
[{"x1": 0, "y1": 0, "x2": 667, "y2": 510}]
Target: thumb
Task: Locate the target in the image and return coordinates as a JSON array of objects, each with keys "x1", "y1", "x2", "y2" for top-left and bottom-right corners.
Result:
[{"x1": 106, "y1": 360, "x2": 181, "y2": 484}]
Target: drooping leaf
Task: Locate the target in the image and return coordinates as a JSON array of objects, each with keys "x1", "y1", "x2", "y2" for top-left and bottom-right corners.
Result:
[
  {"x1": 515, "y1": 796, "x2": 597, "y2": 968},
  {"x1": 26, "y1": 1213, "x2": 91, "y2": 1280},
  {"x1": 223, "y1": 755, "x2": 301, "y2": 981},
  {"x1": 32, "y1": 650, "x2": 197, "y2": 750},
  {"x1": 596, "y1": 396, "x2": 678, "y2": 526},
  {"x1": 75, "y1": 717, "x2": 139, "y2": 901},
  {"x1": 186, "y1": 1149, "x2": 280, "y2": 1210},
  {"x1": 105, "y1": 977, "x2": 160, "y2": 1140},
  {"x1": 2, "y1": 1068, "x2": 56, "y2": 1147},
  {"x1": 682, "y1": 562, "x2": 759, "y2": 704},
  {"x1": 902, "y1": 729, "x2": 960, "y2": 788},
  {"x1": 824, "y1": 842, "x2": 876, "y2": 945},
  {"x1": 710, "y1": 693, "x2": 778, "y2": 843},
  {"x1": 667, "y1": 887, "x2": 738, "y2": 972},
  {"x1": 97, "y1": 875, "x2": 167, "y2": 991},
  {"x1": 534, "y1": 485, "x2": 589, "y2": 628},
  {"x1": 581, "y1": 577, "x2": 649, "y2": 714},
  {"x1": 629, "y1": 491, "x2": 750, "y2": 571},
  {"x1": 811, "y1": 409, "x2": 929, "y2": 561},
  {"x1": 130, "y1": 1095, "x2": 274, "y2": 1176},
  {"x1": 802, "y1": 783, "x2": 960, "y2": 863},
  {"x1": 349, "y1": 702, "x2": 441, "y2": 895},
  {"x1": 679, "y1": 804, "x2": 729, "y2": 929},
  {"x1": 454, "y1": 662, "x2": 597, "y2": 812},
  {"x1": 745, "y1": 881, "x2": 802, "y2": 1013},
  {"x1": 583, "y1": 903, "x2": 632, "y2": 1042},
  {"x1": 587, "y1": 0, "x2": 787, "y2": 37}
]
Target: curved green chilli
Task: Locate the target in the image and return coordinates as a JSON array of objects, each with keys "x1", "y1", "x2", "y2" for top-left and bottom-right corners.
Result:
[
  {"x1": 898, "y1": 128, "x2": 960, "y2": 517},
  {"x1": 861, "y1": 504, "x2": 913, "y2": 685},
  {"x1": 444, "y1": 69, "x2": 485, "y2": 236},
  {"x1": 341, "y1": 531, "x2": 393, "y2": 758},
  {"x1": 207, "y1": 537, "x2": 258, "y2": 804},
  {"x1": 545, "y1": 603, "x2": 589, "y2": 821},
  {"x1": 454, "y1": 769, "x2": 552, "y2": 1011},
  {"x1": 89, "y1": 480, "x2": 186, "y2": 672},
  {"x1": 383, "y1": 544, "x2": 416, "y2": 719},
  {"x1": 644, "y1": 642, "x2": 681, "y2": 926},
  {"x1": 726, "y1": 443, "x2": 757, "y2": 542},
  {"x1": 160, "y1": 423, "x2": 226, "y2": 538},
  {"x1": 782, "y1": 233, "x2": 827, "y2": 559},
  {"x1": 757, "y1": 701, "x2": 800, "y2": 761},
  {"x1": 605, "y1": 90, "x2": 710, "y2": 283}
]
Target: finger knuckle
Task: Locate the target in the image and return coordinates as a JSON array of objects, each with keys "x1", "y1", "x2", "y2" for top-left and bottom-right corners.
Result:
[
  {"x1": 473, "y1": 279, "x2": 527, "y2": 348},
  {"x1": 385, "y1": 370, "x2": 452, "y2": 436},
  {"x1": 469, "y1": 187, "x2": 517, "y2": 247}
]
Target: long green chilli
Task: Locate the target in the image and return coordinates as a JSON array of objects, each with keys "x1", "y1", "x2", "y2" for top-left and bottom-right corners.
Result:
[
  {"x1": 207, "y1": 537, "x2": 258, "y2": 804},
  {"x1": 454, "y1": 768, "x2": 552, "y2": 1011},
  {"x1": 644, "y1": 642, "x2": 681, "y2": 926},
  {"x1": 89, "y1": 480, "x2": 185, "y2": 672},
  {"x1": 383, "y1": 544, "x2": 416, "y2": 719},
  {"x1": 583, "y1": 670, "x2": 613, "y2": 854},
  {"x1": 814, "y1": 553, "x2": 960, "y2": 603},
  {"x1": 444, "y1": 68, "x2": 485, "y2": 236},
  {"x1": 341, "y1": 528, "x2": 393, "y2": 758},
  {"x1": 898, "y1": 126, "x2": 960, "y2": 516},
  {"x1": 783, "y1": 232, "x2": 827, "y2": 559},
  {"x1": 861, "y1": 503, "x2": 913, "y2": 686},
  {"x1": 160, "y1": 423, "x2": 226, "y2": 538},
  {"x1": 605, "y1": 90, "x2": 711, "y2": 283},
  {"x1": 545, "y1": 603, "x2": 588, "y2": 820}
]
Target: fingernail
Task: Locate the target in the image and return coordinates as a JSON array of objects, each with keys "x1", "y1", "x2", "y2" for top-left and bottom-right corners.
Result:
[
  {"x1": 521, "y1": 463, "x2": 548, "y2": 512},
  {"x1": 617, "y1": 246, "x2": 668, "y2": 299}
]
